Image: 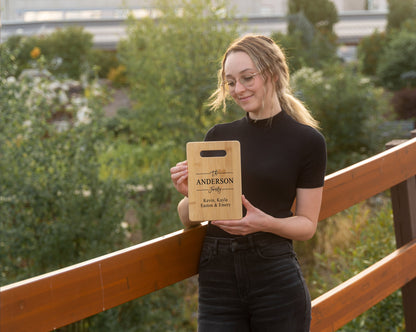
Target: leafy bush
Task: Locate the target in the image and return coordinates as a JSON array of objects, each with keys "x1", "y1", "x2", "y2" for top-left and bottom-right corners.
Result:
[
  {"x1": 89, "y1": 49, "x2": 120, "y2": 79},
  {"x1": 291, "y1": 64, "x2": 390, "y2": 173},
  {"x1": 288, "y1": 0, "x2": 339, "y2": 36},
  {"x1": 272, "y1": 13, "x2": 338, "y2": 72},
  {"x1": 0, "y1": 43, "x2": 20, "y2": 78},
  {"x1": 357, "y1": 30, "x2": 388, "y2": 76},
  {"x1": 107, "y1": 64, "x2": 128, "y2": 87},
  {"x1": 1, "y1": 26, "x2": 94, "y2": 79},
  {"x1": 308, "y1": 198, "x2": 405, "y2": 331},
  {"x1": 118, "y1": 0, "x2": 240, "y2": 148},
  {"x1": 377, "y1": 29, "x2": 416, "y2": 91},
  {"x1": 272, "y1": 0, "x2": 339, "y2": 73},
  {"x1": 387, "y1": 0, "x2": 416, "y2": 31},
  {"x1": 0, "y1": 73, "x2": 126, "y2": 284}
]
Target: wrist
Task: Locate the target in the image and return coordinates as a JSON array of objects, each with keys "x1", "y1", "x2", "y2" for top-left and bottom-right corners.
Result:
[{"x1": 263, "y1": 214, "x2": 279, "y2": 233}]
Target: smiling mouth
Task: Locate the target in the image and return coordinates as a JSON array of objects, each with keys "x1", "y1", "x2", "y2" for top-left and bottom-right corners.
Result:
[{"x1": 239, "y1": 95, "x2": 252, "y2": 102}]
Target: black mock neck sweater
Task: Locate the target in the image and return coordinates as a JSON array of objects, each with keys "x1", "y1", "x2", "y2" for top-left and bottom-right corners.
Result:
[{"x1": 204, "y1": 110, "x2": 327, "y2": 238}]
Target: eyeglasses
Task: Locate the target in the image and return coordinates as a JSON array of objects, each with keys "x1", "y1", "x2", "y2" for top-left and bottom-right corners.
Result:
[{"x1": 224, "y1": 72, "x2": 261, "y2": 92}]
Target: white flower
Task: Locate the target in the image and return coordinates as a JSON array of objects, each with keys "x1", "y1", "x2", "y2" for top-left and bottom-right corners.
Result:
[
  {"x1": 6, "y1": 76, "x2": 16, "y2": 84},
  {"x1": 72, "y1": 97, "x2": 84, "y2": 106},
  {"x1": 76, "y1": 106, "x2": 92, "y2": 125},
  {"x1": 48, "y1": 81, "x2": 61, "y2": 91},
  {"x1": 54, "y1": 120, "x2": 70, "y2": 132},
  {"x1": 58, "y1": 90, "x2": 69, "y2": 104}
]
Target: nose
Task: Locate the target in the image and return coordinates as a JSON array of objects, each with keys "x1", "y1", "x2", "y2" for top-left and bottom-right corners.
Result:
[{"x1": 234, "y1": 80, "x2": 246, "y2": 94}]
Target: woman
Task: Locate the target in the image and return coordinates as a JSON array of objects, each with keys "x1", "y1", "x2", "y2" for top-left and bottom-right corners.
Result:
[{"x1": 170, "y1": 34, "x2": 326, "y2": 331}]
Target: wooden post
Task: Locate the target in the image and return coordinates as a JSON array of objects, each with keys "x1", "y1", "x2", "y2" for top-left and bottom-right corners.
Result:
[{"x1": 386, "y1": 139, "x2": 416, "y2": 331}]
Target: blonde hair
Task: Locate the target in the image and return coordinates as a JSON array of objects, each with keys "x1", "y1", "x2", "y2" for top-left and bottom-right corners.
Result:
[{"x1": 209, "y1": 34, "x2": 319, "y2": 129}]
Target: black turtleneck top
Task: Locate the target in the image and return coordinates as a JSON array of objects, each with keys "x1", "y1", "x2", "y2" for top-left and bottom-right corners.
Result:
[{"x1": 204, "y1": 110, "x2": 327, "y2": 238}]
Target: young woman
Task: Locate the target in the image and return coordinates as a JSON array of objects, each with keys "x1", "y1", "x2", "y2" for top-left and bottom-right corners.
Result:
[{"x1": 170, "y1": 34, "x2": 326, "y2": 331}]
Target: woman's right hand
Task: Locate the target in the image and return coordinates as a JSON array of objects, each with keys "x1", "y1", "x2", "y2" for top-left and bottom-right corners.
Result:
[{"x1": 170, "y1": 160, "x2": 189, "y2": 197}]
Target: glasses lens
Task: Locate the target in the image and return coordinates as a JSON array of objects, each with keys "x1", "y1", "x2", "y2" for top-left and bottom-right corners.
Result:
[
  {"x1": 242, "y1": 73, "x2": 257, "y2": 88},
  {"x1": 224, "y1": 73, "x2": 258, "y2": 92}
]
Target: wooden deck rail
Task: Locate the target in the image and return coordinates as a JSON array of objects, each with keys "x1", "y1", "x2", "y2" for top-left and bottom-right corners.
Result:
[
  {"x1": 311, "y1": 238, "x2": 416, "y2": 331},
  {"x1": 1, "y1": 137, "x2": 416, "y2": 332}
]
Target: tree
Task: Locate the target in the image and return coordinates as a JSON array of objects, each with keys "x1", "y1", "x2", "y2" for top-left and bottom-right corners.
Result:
[
  {"x1": 0, "y1": 73, "x2": 126, "y2": 285},
  {"x1": 118, "y1": 0, "x2": 239, "y2": 151},
  {"x1": 376, "y1": 29, "x2": 416, "y2": 91},
  {"x1": 272, "y1": 13, "x2": 337, "y2": 72},
  {"x1": 357, "y1": 30, "x2": 388, "y2": 76},
  {"x1": 288, "y1": 0, "x2": 339, "y2": 37},
  {"x1": 387, "y1": 0, "x2": 416, "y2": 31},
  {"x1": 272, "y1": 0, "x2": 339, "y2": 72},
  {"x1": 291, "y1": 64, "x2": 390, "y2": 173}
]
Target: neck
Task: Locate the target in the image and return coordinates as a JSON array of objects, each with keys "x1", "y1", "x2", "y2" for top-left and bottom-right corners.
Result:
[{"x1": 248, "y1": 97, "x2": 282, "y2": 120}]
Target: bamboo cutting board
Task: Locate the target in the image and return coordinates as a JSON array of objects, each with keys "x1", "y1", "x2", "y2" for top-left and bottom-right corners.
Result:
[{"x1": 187, "y1": 141, "x2": 242, "y2": 222}]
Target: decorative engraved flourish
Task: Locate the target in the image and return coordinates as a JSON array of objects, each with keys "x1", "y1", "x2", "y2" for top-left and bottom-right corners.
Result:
[{"x1": 196, "y1": 169, "x2": 233, "y2": 177}]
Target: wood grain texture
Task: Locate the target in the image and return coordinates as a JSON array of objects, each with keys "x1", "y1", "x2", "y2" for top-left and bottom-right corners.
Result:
[
  {"x1": 187, "y1": 141, "x2": 242, "y2": 221},
  {"x1": 311, "y1": 239, "x2": 416, "y2": 331},
  {"x1": 319, "y1": 137, "x2": 416, "y2": 220},
  {"x1": 1, "y1": 225, "x2": 207, "y2": 331}
]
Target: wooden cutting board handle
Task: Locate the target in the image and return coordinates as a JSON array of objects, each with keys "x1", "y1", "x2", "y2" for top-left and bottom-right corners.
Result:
[{"x1": 187, "y1": 141, "x2": 242, "y2": 222}]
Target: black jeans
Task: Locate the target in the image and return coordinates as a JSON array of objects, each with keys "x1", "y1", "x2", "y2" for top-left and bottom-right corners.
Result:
[{"x1": 198, "y1": 233, "x2": 311, "y2": 332}]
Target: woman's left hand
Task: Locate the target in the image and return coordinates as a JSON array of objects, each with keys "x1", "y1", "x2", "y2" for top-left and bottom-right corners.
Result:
[{"x1": 211, "y1": 195, "x2": 270, "y2": 235}]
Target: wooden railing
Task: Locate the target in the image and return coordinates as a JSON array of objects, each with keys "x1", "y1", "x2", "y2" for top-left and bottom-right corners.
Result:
[{"x1": 1, "y1": 136, "x2": 416, "y2": 332}]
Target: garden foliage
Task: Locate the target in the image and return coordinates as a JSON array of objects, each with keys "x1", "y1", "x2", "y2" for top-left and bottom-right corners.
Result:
[
  {"x1": 1, "y1": 26, "x2": 120, "y2": 80},
  {"x1": 291, "y1": 64, "x2": 390, "y2": 173},
  {"x1": 288, "y1": 0, "x2": 338, "y2": 36},
  {"x1": 386, "y1": 0, "x2": 416, "y2": 31},
  {"x1": 376, "y1": 29, "x2": 416, "y2": 91},
  {"x1": 357, "y1": 30, "x2": 387, "y2": 77},
  {"x1": 0, "y1": 71, "x2": 126, "y2": 285},
  {"x1": 272, "y1": 1, "x2": 338, "y2": 73},
  {"x1": 310, "y1": 200, "x2": 405, "y2": 331}
]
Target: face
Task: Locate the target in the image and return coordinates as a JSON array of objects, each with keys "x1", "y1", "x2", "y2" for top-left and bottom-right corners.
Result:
[{"x1": 224, "y1": 51, "x2": 279, "y2": 120}]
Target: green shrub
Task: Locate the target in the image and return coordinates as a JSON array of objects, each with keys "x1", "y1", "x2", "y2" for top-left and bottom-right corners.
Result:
[
  {"x1": 2, "y1": 26, "x2": 94, "y2": 80},
  {"x1": 0, "y1": 74, "x2": 126, "y2": 284},
  {"x1": 0, "y1": 41, "x2": 20, "y2": 78},
  {"x1": 387, "y1": 0, "x2": 416, "y2": 31},
  {"x1": 357, "y1": 30, "x2": 388, "y2": 76},
  {"x1": 272, "y1": 23, "x2": 337, "y2": 72},
  {"x1": 272, "y1": 6, "x2": 338, "y2": 73},
  {"x1": 377, "y1": 29, "x2": 416, "y2": 91},
  {"x1": 291, "y1": 64, "x2": 390, "y2": 173},
  {"x1": 309, "y1": 199, "x2": 405, "y2": 331},
  {"x1": 288, "y1": 0, "x2": 339, "y2": 36},
  {"x1": 89, "y1": 49, "x2": 120, "y2": 79},
  {"x1": 118, "y1": 0, "x2": 240, "y2": 149}
]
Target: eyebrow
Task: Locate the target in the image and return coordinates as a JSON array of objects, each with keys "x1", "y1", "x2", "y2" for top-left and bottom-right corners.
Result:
[{"x1": 225, "y1": 68, "x2": 256, "y2": 78}]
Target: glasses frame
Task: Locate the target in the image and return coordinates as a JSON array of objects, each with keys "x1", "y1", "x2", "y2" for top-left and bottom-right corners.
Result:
[{"x1": 224, "y1": 72, "x2": 261, "y2": 92}]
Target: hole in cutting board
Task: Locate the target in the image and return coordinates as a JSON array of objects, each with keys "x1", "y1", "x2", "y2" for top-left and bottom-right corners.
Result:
[{"x1": 200, "y1": 150, "x2": 227, "y2": 157}]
